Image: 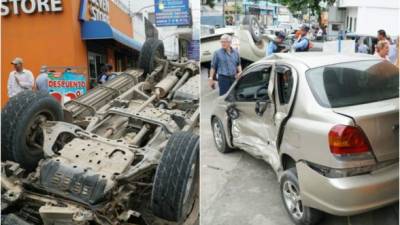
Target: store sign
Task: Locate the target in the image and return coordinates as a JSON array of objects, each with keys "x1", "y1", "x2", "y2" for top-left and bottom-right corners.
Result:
[
  {"x1": 48, "y1": 72, "x2": 87, "y2": 103},
  {"x1": 88, "y1": 0, "x2": 109, "y2": 23},
  {"x1": 154, "y1": 0, "x2": 190, "y2": 27},
  {"x1": 1, "y1": 0, "x2": 63, "y2": 16}
]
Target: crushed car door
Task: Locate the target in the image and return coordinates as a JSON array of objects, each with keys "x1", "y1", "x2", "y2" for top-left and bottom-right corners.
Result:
[
  {"x1": 228, "y1": 63, "x2": 277, "y2": 162},
  {"x1": 271, "y1": 63, "x2": 298, "y2": 149}
]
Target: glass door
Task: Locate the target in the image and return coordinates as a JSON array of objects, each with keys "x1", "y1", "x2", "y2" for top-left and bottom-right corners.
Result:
[{"x1": 88, "y1": 52, "x2": 106, "y2": 88}]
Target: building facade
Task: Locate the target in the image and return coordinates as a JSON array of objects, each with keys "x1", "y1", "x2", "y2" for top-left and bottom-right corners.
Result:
[
  {"x1": 1, "y1": 0, "x2": 141, "y2": 106},
  {"x1": 337, "y1": 0, "x2": 399, "y2": 36},
  {"x1": 132, "y1": 0, "x2": 198, "y2": 61}
]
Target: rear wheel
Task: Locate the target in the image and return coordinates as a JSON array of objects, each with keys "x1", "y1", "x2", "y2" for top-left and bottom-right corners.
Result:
[
  {"x1": 211, "y1": 117, "x2": 233, "y2": 153},
  {"x1": 280, "y1": 168, "x2": 323, "y2": 225},
  {"x1": 139, "y1": 38, "x2": 165, "y2": 75},
  {"x1": 1, "y1": 91, "x2": 63, "y2": 171},
  {"x1": 151, "y1": 132, "x2": 199, "y2": 222}
]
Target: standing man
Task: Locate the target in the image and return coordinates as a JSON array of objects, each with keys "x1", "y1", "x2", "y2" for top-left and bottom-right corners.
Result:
[
  {"x1": 36, "y1": 65, "x2": 49, "y2": 92},
  {"x1": 266, "y1": 32, "x2": 286, "y2": 56},
  {"x1": 377, "y1": 29, "x2": 389, "y2": 43},
  {"x1": 292, "y1": 25, "x2": 310, "y2": 52},
  {"x1": 208, "y1": 34, "x2": 242, "y2": 96},
  {"x1": 7, "y1": 57, "x2": 34, "y2": 97}
]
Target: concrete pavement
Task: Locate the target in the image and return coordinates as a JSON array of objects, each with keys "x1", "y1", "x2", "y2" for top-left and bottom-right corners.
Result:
[{"x1": 199, "y1": 67, "x2": 399, "y2": 225}]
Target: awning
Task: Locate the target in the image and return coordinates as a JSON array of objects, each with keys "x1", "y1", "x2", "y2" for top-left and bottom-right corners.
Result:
[{"x1": 81, "y1": 21, "x2": 142, "y2": 51}]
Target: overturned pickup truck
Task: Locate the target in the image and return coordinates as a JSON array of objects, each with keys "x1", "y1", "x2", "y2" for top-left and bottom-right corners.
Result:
[{"x1": 1, "y1": 39, "x2": 200, "y2": 225}]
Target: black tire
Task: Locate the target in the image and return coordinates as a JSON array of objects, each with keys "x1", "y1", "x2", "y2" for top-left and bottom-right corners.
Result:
[
  {"x1": 280, "y1": 168, "x2": 323, "y2": 225},
  {"x1": 139, "y1": 38, "x2": 165, "y2": 74},
  {"x1": 211, "y1": 117, "x2": 233, "y2": 153},
  {"x1": 242, "y1": 15, "x2": 262, "y2": 43},
  {"x1": 151, "y1": 132, "x2": 199, "y2": 222},
  {"x1": 1, "y1": 91, "x2": 63, "y2": 171}
]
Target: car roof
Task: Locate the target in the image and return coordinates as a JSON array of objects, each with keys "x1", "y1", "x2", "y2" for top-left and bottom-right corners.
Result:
[{"x1": 269, "y1": 53, "x2": 379, "y2": 68}]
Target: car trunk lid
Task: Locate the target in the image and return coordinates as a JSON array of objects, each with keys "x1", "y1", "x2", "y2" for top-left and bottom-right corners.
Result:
[{"x1": 333, "y1": 99, "x2": 399, "y2": 162}]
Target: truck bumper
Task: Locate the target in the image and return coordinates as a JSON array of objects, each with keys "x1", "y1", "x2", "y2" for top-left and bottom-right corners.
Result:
[{"x1": 297, "y1": 161, "x2": 398, "y2": 216}]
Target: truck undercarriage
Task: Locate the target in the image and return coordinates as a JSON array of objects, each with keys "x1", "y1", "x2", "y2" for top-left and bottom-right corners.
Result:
[{"x1": 1, "y1": 39, "x2": 200, "y2": 225}]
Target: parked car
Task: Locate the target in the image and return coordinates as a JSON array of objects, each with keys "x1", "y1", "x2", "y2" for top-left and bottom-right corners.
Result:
[
  {"x1": 210, "y1": 53, "x2": 399, "y2": 225},
  {"x1": 345, "y1": 33, "x2": 378, "y2": 54}
]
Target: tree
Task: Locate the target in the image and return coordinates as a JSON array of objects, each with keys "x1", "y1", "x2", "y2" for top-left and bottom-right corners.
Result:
[
  {"x1": 204, "y1": 0, "x2": 215, "y2": 8},
  {"x1": 271, "y1": 0, "x2": 335, "y2": 25}
]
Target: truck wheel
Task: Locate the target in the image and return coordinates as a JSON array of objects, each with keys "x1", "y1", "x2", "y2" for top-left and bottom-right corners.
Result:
[
  {"x1": 139, "y1": 38, "x2": 165, "y2": 75},
  {"x1": 1, "y1": 91, "x2": 63, "y2": 171},
  {"x1": 151, "y1": 132, "x2": 199, "y2": 222},
  {"x1": 211, "y1": 117, "x2": 233, "y2": 153},
  {"x1": 280, "y1": 168, "x2": 323, "y2": 225},
  {"x1": 242, "y1": 15, "x2": 262, "y2": 43}
]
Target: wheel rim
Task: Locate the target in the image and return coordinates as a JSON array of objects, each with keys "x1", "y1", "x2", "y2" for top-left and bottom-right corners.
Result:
[
  {"x1": 282, "y1": 180, "x2": 304, "y2": 220},
  {"x1": 25, "y1": 111, "x2": 54, "y2": 154},
  {"x1": 213, "y1": 121, "x2": 223, "y2": 149},
  {"x1": 182, "y1": 158, "x2": 198, "y2": 219},
  {"x1": 252, "y1": 20, "x2": 260, "y2": 37}
]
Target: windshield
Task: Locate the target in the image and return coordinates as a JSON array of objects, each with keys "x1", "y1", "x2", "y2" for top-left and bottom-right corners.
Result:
[{"x1": 306, "y1": 60, "x2": 399, "y2": 108}]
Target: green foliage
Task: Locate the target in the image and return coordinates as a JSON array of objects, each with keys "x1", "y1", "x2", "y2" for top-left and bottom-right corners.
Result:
[{"x1": 205, "y1": 0, "x2": 215, "y2": 8}]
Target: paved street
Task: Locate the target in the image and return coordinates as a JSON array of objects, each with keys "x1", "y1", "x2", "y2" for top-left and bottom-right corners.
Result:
[{"x1": 199, "y1": 67, "x2": 399, "y2": 225}]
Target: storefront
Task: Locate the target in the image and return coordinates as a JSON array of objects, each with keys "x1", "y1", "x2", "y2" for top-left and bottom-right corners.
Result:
[{"x1": 1, "y1": 0, "x2": 142, "y2": 106}]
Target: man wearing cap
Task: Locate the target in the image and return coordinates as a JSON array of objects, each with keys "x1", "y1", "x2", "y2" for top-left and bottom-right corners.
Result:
[
  {"x1": 266, "y1": 32, "x2": 286, "y2": 56},
  {"x1": 208, "y1": 34, "x2": 242, "y2": 96},
  {"x1": 8, "y1": 57, "x2": 34, "y2": 97},
  {"x1": 292, "y1": 25, "x2": 310, "y2": 52},
  {"x1": 36, "y1": 65, "x2": 49, "y2": 92}
]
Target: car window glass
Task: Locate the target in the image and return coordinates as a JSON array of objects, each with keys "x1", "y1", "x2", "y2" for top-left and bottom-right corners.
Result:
[
  {"x1": 306, "y1": 60, "x2": 399, "y2": 108},
  {"x1": 235, "y1": 67, "x2": 271, "y2": 101},
  {"x1": 276, "y1": 66, "x2": 293, "y2": 105}
]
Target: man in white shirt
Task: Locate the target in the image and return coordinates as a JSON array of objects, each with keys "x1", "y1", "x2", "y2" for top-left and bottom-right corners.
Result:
[{"x1": 7, "y1": 57, "x2": 34, "y2": 97}]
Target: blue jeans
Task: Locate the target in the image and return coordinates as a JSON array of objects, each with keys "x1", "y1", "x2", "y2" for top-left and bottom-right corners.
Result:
[{"x1": 218, "y1": 75, "x2": 235, "y2": 96}]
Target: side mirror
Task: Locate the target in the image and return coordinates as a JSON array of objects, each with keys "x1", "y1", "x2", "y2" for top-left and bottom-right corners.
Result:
[{"x1": 255, "y1": 100, "x2": 270, "y2": 116}]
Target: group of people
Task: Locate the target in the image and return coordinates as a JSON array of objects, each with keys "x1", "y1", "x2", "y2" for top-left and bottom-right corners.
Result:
[
  {"x1": 208, "y1": 27, "x2": 311, "y2": 96},
  {"x1": 266, "y1": 24, "x2": 312, "y2": 56},
  {"x1": 208, "y1": 25, "x2": 399, "y2": 96},
  {"x1": 7, "y1": 57, "x2": 117, "y2": 99},
  {"x1": 371, "y1": 29, "x2": 399, "y2": 66},
  {"x1": 7, "y1": 57, "x2": 49, "y2": 98}
]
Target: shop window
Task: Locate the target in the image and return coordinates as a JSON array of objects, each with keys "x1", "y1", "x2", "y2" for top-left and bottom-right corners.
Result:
[
  {"x1": 354, "y1": 18, "x2": 357, "y2": 32},
  {"x1": 349, "y1": 17, "x2": 352, "y2": 32},
  {"x1": 332, "y1": 24, "x2": 340, "y2": 31}
]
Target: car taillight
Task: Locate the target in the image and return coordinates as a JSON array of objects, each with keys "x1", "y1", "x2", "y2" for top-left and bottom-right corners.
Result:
[{"x1": 329, "y1": 125, "x2": 371, "y2": 155}]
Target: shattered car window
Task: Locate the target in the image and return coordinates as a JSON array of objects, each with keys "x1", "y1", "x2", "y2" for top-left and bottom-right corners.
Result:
[
  {"x1": 277, "y1": 66, "x2": 293, "y2": 104},
  {"x1": 306, "y1": 60, "x2": 399, "y2": 108},
  {"x1": 235, "y1": 67, "x2": 271, "y2": 101}
]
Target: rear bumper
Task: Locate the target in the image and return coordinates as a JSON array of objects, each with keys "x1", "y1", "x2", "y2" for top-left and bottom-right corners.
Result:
[{"x1": 297, "y1": 161, "x2": 399, "y2": 216}]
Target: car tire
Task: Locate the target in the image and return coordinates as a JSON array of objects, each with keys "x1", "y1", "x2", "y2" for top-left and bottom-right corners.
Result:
[
  {"x1": 211, "y1": 117, "x2": 233, "y2": 153},
  {"x1": 1, "y1": 91, "x2": 63, "y2": 171},
  {"x1": 139, "y1": 38, "x2": 165, "y2": 75},
  {"x1": 242, "y1": 15, "x2": 262, "y2": 43},
  {"x1": 151, "y1": 132, "x2": 199, "y2": 222},
  {"x1": 280, "y1": 168, "x2": 323, "y2": 225}
]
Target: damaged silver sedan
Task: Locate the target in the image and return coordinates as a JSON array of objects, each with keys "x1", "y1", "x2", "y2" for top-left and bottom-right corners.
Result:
[
  {"x1": 1, "y1": 39, "x2": 199, "y2": 225},
  {"x1": 211, "y1": 53, "x2": 399, "y2": 225}
]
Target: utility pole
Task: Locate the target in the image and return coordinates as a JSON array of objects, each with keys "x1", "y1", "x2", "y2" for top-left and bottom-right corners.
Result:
[{"x1": 223, "y1": 0, "x2": 226, "y2": 27}]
